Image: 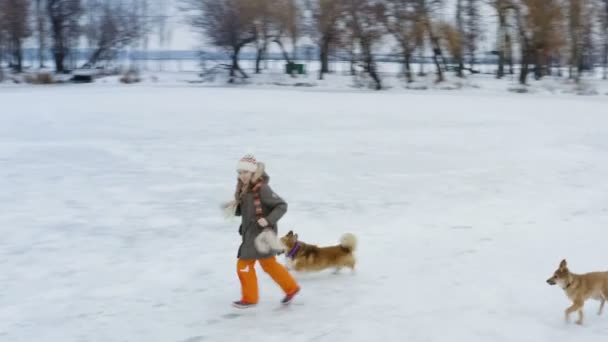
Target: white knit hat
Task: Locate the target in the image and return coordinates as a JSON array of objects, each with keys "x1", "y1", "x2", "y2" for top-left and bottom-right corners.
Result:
[{"x1": 236, "y1": 154, "x2": 258, "y2": 173}]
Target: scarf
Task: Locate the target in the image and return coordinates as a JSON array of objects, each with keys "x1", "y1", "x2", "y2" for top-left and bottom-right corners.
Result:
[{"x1": 235, "y1": 178, "x2": 265, "y2": 219}]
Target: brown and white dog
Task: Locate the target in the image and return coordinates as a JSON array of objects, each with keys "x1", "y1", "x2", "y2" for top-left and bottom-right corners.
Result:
[
  {"x1": 546, "y1": 259, "x2": 608, "y2": 325},
  {"x1": 279, "y1": 230, "x2": 357, "y2": 273}
]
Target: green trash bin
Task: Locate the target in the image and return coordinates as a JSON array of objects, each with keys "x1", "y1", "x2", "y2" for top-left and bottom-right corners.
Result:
[{"x1": 285, "y1": 63, "x2": 306, "y2": 75}]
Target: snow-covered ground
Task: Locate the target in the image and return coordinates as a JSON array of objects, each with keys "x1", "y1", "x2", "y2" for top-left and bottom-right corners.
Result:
[{"x1": 1, "y1": 85, "x2": 608, "y2": 342}]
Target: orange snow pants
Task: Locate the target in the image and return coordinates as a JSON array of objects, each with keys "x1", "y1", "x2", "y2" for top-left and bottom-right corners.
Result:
[{"x1": 237, "y1": 257, "x2": 299, "y2": 304}]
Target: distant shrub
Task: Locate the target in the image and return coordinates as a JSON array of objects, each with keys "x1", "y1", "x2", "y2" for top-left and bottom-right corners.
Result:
[
  {"x1": 24, "y1": 72, "x2": 54, "y2": 84},
  {"x1": 120, "y1": 71, "x2": 141, "y2": 84}
]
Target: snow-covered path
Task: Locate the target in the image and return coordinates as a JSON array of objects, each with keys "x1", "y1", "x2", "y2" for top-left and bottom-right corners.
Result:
[{"x1": 1, "y1": 85, "x2": 608, "y2": 341}]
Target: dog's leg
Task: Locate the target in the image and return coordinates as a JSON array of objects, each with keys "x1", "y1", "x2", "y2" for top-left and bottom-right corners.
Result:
[
  {"x1": 565, "y1": 300, "x2": 584, "y2": 324},
  {"x1": 284, "y1": 258, "x2": 294, "y2": 271},
  {"x1": 294, "y1": 262, "x2": 306, "y2": 272},
  {"x1": 576, "y1": 309, "x2": 585, "y2": 325},
  {"x1": 599, "y1": 299, "x2": 605, "y2": 316}
]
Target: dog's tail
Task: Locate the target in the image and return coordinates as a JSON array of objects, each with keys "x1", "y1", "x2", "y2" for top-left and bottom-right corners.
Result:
[{"x1": 339, "y1": 233, "x2": 357, "y2": 252}]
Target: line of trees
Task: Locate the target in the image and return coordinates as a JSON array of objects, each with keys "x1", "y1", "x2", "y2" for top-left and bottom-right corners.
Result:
[
  {"x1": 0, "y1": 0, "x2": 164, "y2": 75},
  {"x1": 2, "y1": 0, "x2": 608, "y2": 88},
  {"x1": 183, "y1": 0, "x2": 608, "y2": 88}
]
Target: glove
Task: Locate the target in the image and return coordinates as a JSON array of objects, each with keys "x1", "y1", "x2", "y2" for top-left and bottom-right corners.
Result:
[
  {"x1": 221, "y1": 200, "x2": 237, "y2": 219},
  {"x1": 254, "y1": 229, "x2": 285, "y2": 254}
]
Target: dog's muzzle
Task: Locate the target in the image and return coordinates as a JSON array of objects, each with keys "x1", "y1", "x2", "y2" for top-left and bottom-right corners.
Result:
[{"x1": 546, "y1": 278, "x2": 556, "y2": 285}]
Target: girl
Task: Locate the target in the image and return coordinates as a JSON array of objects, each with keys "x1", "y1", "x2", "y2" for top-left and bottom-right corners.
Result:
[{"x1": 225, "y1": 155, "x2": 300, "y2": 308}]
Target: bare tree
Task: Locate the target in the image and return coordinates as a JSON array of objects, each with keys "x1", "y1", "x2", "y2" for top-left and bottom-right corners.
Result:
[
  {"x1": 249, "y1": 0, "x2": 299, "y2": 73},
  {"x1": 602, "y1": 0, "x2": 608, "y2": 79},
  {"x1": 415, "y1": 0, "x2": 445, "y2": 82},
  {"x1": 382, "y1": 0, "x2": 418, "y2": 82},
  {"x1": 47, "y1": 0, "x2": 82, "y2": 73},
  {"x1": 510, "y1": 1, "x2": 532, "y2": 84},
  {"x1": 511, "y1": 0, "x2": 564, "y2": 84},
  {"x1": 0, "y1": 19, "x2": 4, "y2": 80},
  {"x1": 454, "y1": 0, "x2": 465, "y2": 77},
  {"x1": 568, "y1": 0, "x2": 583, "y2": 81},
  {"x1": 565, "y1": 0, "x2": 596, "y2": 82},
  {"x1": 35, "y1": 0, "x2": 47, "y2": 68},
  {"x1": 345, "y1": 0, "x2": 384, "y2": 89},
  {"x1": 310, "y1": 0, "x2": 344, "y2": 79},
  {"x1": 183, "y1": 0, "x2": 257, "y2": 82},
  {"x1": 140, "y1": 0, "x2": 149, "y2": 70},
  {"x1": 0, "y1": 0, "x2": 31, "y2": 73},
  {"x1": 463, "y1": 0, "x2": 481, "y2": 69},
  {"x1": 155, "y1": 0, "x2": 171, "y2": 71},
  {"x1": 251, "y1": 0, "x2": 273, "y2": 74},
  {"x1": 271, "y1": 0, "x2": 302, "y2": 65},
  {"x1": 579, "y1": 1, "x2": 595, "y2": 76},
  {"x1": 489, "y1": 0, "x2": 513, "y2": 78},
  {"x1": 440, "y1": 21, "x2": 465, "y2": 77},
  {"x1": 81, "y1": 1, "x2": 144, "y2": 68}
]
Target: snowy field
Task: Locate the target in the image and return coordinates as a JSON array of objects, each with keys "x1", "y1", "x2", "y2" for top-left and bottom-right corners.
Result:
[{"x1": 1, "y1": 84, "x2": 608, "y2": 342}]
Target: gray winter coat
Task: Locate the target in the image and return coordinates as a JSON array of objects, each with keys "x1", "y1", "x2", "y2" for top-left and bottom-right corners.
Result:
[{"x1": 236, "y1": 170, "x2": 287, "y2": 260}]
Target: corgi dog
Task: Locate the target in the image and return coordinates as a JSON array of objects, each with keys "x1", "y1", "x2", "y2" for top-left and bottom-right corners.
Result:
[{"x1": 280, "y1": 230, "x2": 357, "y2": 273}]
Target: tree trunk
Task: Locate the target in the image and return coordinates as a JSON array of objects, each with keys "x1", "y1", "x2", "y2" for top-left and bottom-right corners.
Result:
[
  {"x1": 457, "y1": 58, "x2": 464, "y2": 78},
  {"x1": 506, "y1": 33, "x2": 514, "y2": 75},
  {"x1": 53, "y1": 49, "x2": 66, "y2": 73},
  {"x1": 513, "y1": 6, "x2": 529, "y2": 85},
  {"x1": 319, "y1": 37, "x2": 330, "y2": 80},
  {"x1": 556, "y1": 56, "x2": 563, "y2": 77},
  {"x1": 12, "y1": 40, "x2": 24, "y2": 73},
  {"x1": 425, "y1": 20, "x2": 445, "y2": 82},
  {"x1": 430, "y1": 45, "x2": 444, "y2": 82},
  {"x1": 534, "y1": 49, "x2": 542, "y2": 80},
  {"x1": 404, "y1": 50, "x2": 413, "y2": 83},
  {"x1": 418, "y1": 46, "x2": 425, "y2": 76},
  {"x1": 569, "y1": 0, "x2": 581, "y2": 83},
  {"x1": 0, "y1": 35, "x2": 4, "y2": 81},
  {"x1": 603, "y1": 36, "x2": 608, "y2": 80},
  {"x1": 604, "y1": 1, "x2": 608, "y2": 80},
  {"x1": 497, "y1": 50, "x2": 505, "y2": 78},
  {"x1": 274, "y1": 39, "x2": 295, "y2": 77},
  {"x1": 319, "y1": 49, "x2": 327, "y2": 80},
  {"x1": 274, "y1": 39, "x2": 293, "y2": 64},
  {"x1": 349, "y1": 39, "x2": 356, "y2": 76},
  {"x1": 49, "y1": 13, "x2": 66, "y2": 73},
  {"x1": 36, "y1": 0, "x2": 46, "y2": 68},
  {"x1": 255, "y1": 44, "x2": 266, "y2": 74},
  {"x1": 496, "y1": 9, "x2": 507, "y2": 79},
  {"x1": 81, "y1": 46, "x2": 106, "y2": 69},
  {"x1": 456, "y1": 0, "x2": 465, "y2": 78},
  {"x1": 255, "y1": 48, "x2": 263, "y2": 74},
  {"x1": 520, "y1": 46, "x2": 529, "y2": 85},
  {"x1": 364, "y1": 56, "x2": 381, "y2": 90},
  {"x1": 229, "y1": 46, "x2": 239, "y2": 83},
  {"x1": 228, "y1": 40, "x2": 252, "y2": 83}
]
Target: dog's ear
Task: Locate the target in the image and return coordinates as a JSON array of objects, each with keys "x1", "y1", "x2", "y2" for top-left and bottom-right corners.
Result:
[
  {"x1": 559, "y1": 259, "x2": 568, "y2": 269},
  {"x1": 294, "y1": 233, "x2": 299, "y2": 241},
  {"x1": 287, "y1": 230, "x2": 293, "y2": 236}
]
